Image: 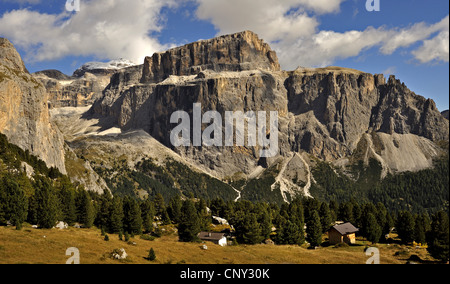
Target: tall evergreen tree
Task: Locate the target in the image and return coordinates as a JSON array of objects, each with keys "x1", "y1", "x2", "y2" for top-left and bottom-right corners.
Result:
[
  {"x1": 153, "y1": 193, "x2": 166, "y2": 218},
  {"x1": 279, "y1": 220, "x2": 304, "y2": 245},
  {"x1": 352, "y1": 202, "x2": 362, "y2": 229},
  {"x1": 414, "y1": 214, "x2": 430, "y2": 245},
  {"x1": 0, "y1": 175, "x2": 28, "y2": 229},
  {"x1": 382, "y1": 212, "x2": 395, "y2": 240},
  {"x1": 319, "y1": 202, "x2": 332, "y2": 233},
  {"x1": 33, "y1": 176, "x2": 59, "y2": 229},
  {"x1": 96, "y1": 191, "x2": 112, "y2": 232},
  {"x1": 364, "y1": 213, "x2": 382, "y2": 244},
  {"x1": 141, "y1": 199, "x2": 155, "y2": 233},
  {"x1": 168, "y1": 195, "x2": 182, "y2": 224},
  {"x1": 76, "y1": 189, "x2": 95, "y2": 228},
  {"x1": 328, "y1": 200, "x2": 338, "y2": 222},
  {"x1": 396, "y1": 211, "x2": 416, "y2": 244},
  {"x1": 58, "y1": 183, "x2": 77, "y2": 226},
  {"x1": 306, "y1": 210, "x2": 322, "y2": 247},
  {"x1": 178, "y1": 199, "x2": 201, "y2": 242},
  {"x1": 196, "y1": 198, "x2": 211, "y2": 231},
  {"x1": 123, "y1": 197, "x2": 142, "y2": 235},
  {"x1": 259, "y1": 207, "x2": 273, "y2": 240},
  {"x1": 240, "y1": 213, "x2": 264, "y2": 245},
  {"x1": 338, "y1": 202, "x2": 354, "y2": 224},
  {"x1": 426, "y1": 211, "x2": 449, "y2": 262},
  {"x1": 109, "y1": 197, "x2": 124, "y2": 233}
]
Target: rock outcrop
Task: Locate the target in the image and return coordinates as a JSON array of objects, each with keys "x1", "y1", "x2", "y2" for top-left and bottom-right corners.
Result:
[
  {"x1": 285, "y1": 68, "x2": 449, "y2": 161},
  {"x1": 88, "y1": 31, "x2": 448, "y2": 199},
  {"x1": 442, "y1": 110, "x2": 449, "y2": 120},
  {"x1": 33, "y1": 71, "x2": 110, "y2": 108},
  {"x1": 0, "y1": 38, "x2": 66, "y2": 173},
  {"x1": 73, "y1": 59, "x2": 137, "y2": 78},
  {"x1": 141, "y1": 31, "x2": 280, "y2": 84}
]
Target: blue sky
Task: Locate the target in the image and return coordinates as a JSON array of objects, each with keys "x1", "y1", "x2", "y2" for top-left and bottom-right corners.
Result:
[{"x1": 0, "y1": 0, "x2": 448, "y2": 111}]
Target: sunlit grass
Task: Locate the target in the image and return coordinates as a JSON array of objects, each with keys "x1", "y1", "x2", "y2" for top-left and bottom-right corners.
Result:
[{"x1": 0, "y1": 225, "x2": 435, "y2": 264}]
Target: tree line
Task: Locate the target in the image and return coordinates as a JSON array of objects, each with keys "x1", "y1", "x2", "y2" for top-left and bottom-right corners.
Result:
[{"x1": 1, "y1": 132, "x2": 448, "y2": 262}]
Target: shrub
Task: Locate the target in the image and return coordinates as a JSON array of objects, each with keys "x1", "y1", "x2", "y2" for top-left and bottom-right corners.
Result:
[{"x1": 148, "y1": 248, "x2": 156, "y2": 261}]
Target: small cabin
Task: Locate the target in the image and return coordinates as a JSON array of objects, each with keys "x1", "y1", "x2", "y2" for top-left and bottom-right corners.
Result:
[
  {"x1": 198, "y1": 232, "x2": 227, "y2": 247},
  {"x1": 328, "y1": 223, "x2": 359, "y2": 245}
]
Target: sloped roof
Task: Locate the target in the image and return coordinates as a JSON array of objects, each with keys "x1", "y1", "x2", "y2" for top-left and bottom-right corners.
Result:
[
  {"x1": 331, "y1": 223, "x2": 359, "y2": 235},
  {"x1": 198, "y1": 232, "x2": 226, "y2": 241}
]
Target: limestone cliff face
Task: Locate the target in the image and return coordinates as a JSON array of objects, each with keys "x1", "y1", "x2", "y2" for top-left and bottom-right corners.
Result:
[
  {"x1": 33, "y1": 71, "x2": 110, "y2": 108},
  {"x1": 285, "y1": 68, "x2": 449, "y2": 161},
  {"x1": 91, "y1": 32, "x2": 449, "y2": 185},
  {"x1": 0, "y1": 38, "x2": 66, "y2": 173},
  {"x1": 141, "y1": 31, "x2": 280, "y2": 84}
]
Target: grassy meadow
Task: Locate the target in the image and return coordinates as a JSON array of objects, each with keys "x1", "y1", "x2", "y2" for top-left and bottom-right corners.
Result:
[{"x1": 0, "y1": 224, "x2": 440, "y2": 265}]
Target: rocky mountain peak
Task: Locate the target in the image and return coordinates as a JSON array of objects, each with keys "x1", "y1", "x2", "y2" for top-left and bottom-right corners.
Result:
[
  {"x1": 141, "y1": 30, "x2": 281, "y2": 84},
  {"x1": 0, "y1": 38, "x2": 28, "y2": 73},
  {"x1": 1, "y1": 37, "x2": 66, "y2": 173},
  {"x1": 73, "y1": 59, "x2": 137, "y2": 77}
]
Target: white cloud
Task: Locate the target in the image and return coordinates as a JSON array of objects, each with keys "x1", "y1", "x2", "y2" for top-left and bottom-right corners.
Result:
[
  {"x1": 380, "y1": 16, "x2": 449, "y2": 55},
  {"x1": 195, "y1": 0, "x2": 449, "y2": 70},
  {"x1": 0, "y1": 0, "x2": 177, "y2": 64},
  {"x1": 195, "y1": 0, "x2": 346, "y2": 44},
  {"x1": 412, "y1": 30, "x2": 449, "y2": 64}
]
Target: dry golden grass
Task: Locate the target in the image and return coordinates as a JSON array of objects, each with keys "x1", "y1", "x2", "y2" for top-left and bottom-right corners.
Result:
[{"x1": 0, "y1": 225, "x2": 435, "y2": 264}]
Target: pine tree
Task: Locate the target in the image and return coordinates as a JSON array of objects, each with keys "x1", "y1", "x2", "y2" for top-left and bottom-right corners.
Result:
[
  {"x1": 383, "y1": 212, "x2": 394, "y2": 240},
  {"x1": 338, "y1": 202, "x2": 354, "y2": 224},
  {"x1": 0, "y1": 175, "x2": 28, "y2": 230},
  {"x1": 123, "y1": 197, "x2": 142, "y2": 234},
  {"x1": 396, "y1": 211, "x2": 416, "y2": 244},
  {"x1": 141, "y1": 199, "x2": 155, "y2": 233},
  {"x1": 306, "y1": 210, "x2": 322, "y2": 247},
  {"x1": 364, "y1": 213, "x2": 382, "y2": 244},
  {"x1": 426, "y1": 211, "x2": 449, "y2": 262},
  {"x1": 58, "y1": 182, "x2": 77, "y2": 226},
  {"x1": 352, "y1": 203, "x2": 362, "y2": 229},
  {"x1": 259, "y1": 208, "x2": 273, "y2": 240},
  {"x1": 414, "y1": 214, "x2": 430, "y2": 245},
  {"x1": 374, "y1": 203, "x2": 388, "y2": 239},
  {"x1": 153, "y1": 193, "x2": 166, "y2": 217},
  {"x1": 319, "y1": 203, "x2": 332, "y2": 233},
  {"x1": 76, "y1": 189, "x2": 95, "y2": 228},
  {"x1": 279, "y1": 220, "x2": 303, "y2": 245},
  {"x1": 168, "y1": 195, "x2": 182, "y2": 224},
  {"x1": 109, "y1": 197, "x2": 124, "y2": 233},
  {"x1": 241, "y1": 213, "x2": 264, "y2": 245},
  {"x1": 96, "y1": 191, "x2": 112, "y2": 232},
  {"x1": 148, "y1": 248, "x2": 156, "y2": 261},
  {"x1": 329, "y1": 200, "x2": 338, "y2": 222},
  {"x1": 34, "y1": 176, "x2": 59, "y2": 229},
  {"x1": 178, "y1": 199, "x2": 201, "y2": 242},
  {"x1": 197, "y1": 198, "x2": 211, "y2": 231}
]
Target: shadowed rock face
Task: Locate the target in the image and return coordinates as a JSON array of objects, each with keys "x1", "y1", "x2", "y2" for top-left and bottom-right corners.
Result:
[
  {"x1": 0, "y1": 38, "x2": 66, "y2": 173},
  {"x1": 91, "y1": 31, "x2": 448, "y2": 181}
]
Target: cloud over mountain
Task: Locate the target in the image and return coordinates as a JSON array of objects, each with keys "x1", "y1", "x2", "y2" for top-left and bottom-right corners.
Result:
[
  {"x1": 195, "y1": 0, "x2": 449, "y2": 69},
  {"x1": 0, "y1": 0, "x2": 176, "y2": 63}
]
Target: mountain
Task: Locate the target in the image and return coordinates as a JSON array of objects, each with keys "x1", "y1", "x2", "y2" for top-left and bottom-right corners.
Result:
[
  {"x1": 73, "y1": 59, "x2": 137, "y2": 78},
  {"x1": 33, "y1": 71, "x2": 111, "y2": 108},
  {"x1": 33, "y1": 59, "x2": 136, "y2": 109},
  {"x1": 1, "y1": 32, "x2": 448, "y2": 208},
  {"x1": 442, "y1": 110, "x2": 449, "y2": 120},
  {"x1": 89, "y1": 31, "x2": 448, "y2": 203},
  {"x1": 0, "y1": 38, "x2": 66, "y2": 174}
]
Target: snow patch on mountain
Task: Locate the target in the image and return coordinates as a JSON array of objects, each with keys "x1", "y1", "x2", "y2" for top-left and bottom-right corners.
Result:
[{"x1": 80, "y1": 59, "x2": 137, "y2": 70}]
